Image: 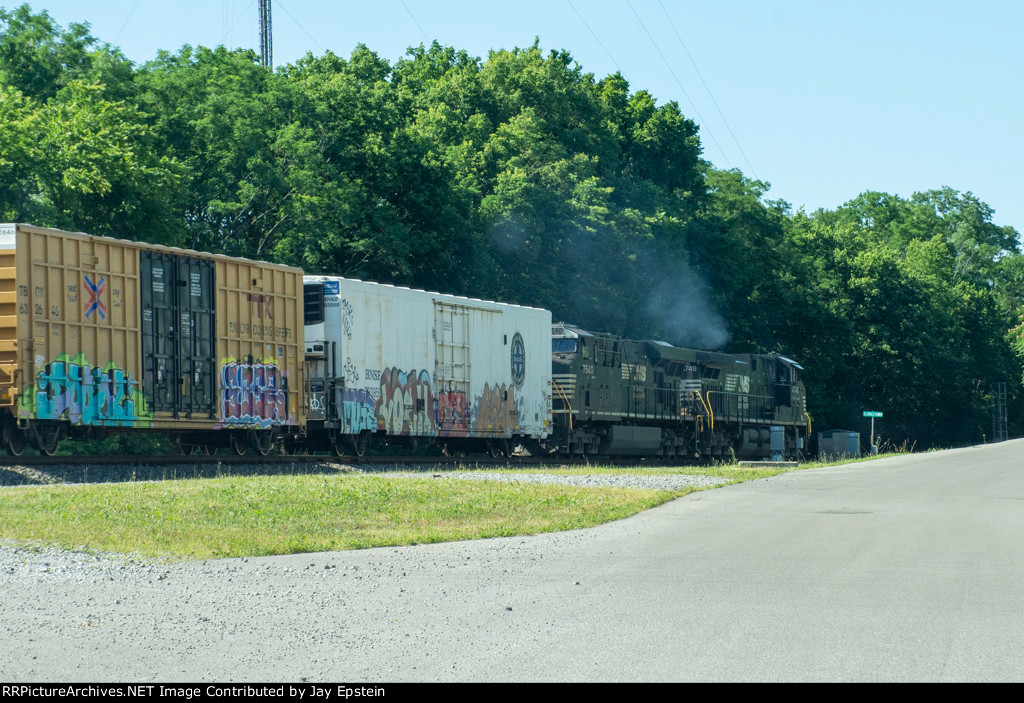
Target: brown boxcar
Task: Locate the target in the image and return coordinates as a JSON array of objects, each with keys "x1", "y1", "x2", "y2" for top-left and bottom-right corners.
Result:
[{"x1": 0, "y1": 223, "x2": 303, "y2": 455}]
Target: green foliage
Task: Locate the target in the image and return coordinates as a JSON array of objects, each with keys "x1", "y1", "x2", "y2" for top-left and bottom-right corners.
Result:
[
  {"x1": 784, "y1": 191, "x2": 1024, "y2": 445},
  {"x1": 0, "y1": 6, "x2": 1021, "y2": 450}
]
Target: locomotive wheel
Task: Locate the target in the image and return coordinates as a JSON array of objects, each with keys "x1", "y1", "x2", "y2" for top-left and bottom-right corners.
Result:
[
  {"x1": 229, "y1": 431, "x2": 248, "y2": 456},
  {"x1": 253, "y1": 430, "x2": 274, "y2": 457},
  {"x1": 34, "y1": 423, "x2": 65, "y2": 457},
  {"x1": 487, "y1": 440, "x2": 501, "y2": 458},
  {"x1": 331, "y1": 434, "x2": 348, "y2": 457},
  {"x1": 4, "y1": 423, "x2": 26, "y2": 457},
  {"x1": 349, "y1": 432, "x2": 369, "y2": 457}
]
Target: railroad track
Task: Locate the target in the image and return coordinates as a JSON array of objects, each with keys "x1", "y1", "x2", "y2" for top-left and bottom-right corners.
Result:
[
  {"x1": 0, "y1": 451, "x2": 624, "y2": 486},
  {"x1": 0, "y1": 452, "x2": 556, "y2": 468}
]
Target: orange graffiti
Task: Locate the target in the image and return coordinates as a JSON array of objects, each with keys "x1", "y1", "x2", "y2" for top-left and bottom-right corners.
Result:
[
  {"x1": 475, "y1": 383, "x2": 517, "y2": 435},
  {"x1": 375, "y1": 368, "x2": 435, "y2": 436}
]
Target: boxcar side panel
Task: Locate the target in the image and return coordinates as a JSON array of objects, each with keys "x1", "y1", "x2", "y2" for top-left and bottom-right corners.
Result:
[
  {"x1": 14, "y1": 225, "x2": 146, "y2": 427},
  {"x1": 215, "y1": 259, "x2": 303, "y2": 431}
]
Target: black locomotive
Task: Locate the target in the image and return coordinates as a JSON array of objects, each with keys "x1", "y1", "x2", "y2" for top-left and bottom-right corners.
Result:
[{"x1": 549, "y1": 324, "x2": 809, "y2": 461}]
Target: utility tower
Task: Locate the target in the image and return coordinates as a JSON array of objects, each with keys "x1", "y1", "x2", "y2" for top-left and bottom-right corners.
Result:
[{"x1": 258, "y1": 0, "x2": 273, "y2": 68}]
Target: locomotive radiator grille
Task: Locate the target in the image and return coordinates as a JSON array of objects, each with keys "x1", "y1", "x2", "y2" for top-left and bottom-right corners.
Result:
[
  {"x1": 552, "y1": 373, "x2": 576, "y2": 389},
  {"x1": 552, "y1": 373, "x2": 576, "y2": 414}
]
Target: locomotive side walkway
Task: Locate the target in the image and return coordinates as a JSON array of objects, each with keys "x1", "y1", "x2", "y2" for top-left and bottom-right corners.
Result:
[{"x1": 3, "y1": 439, "x2": 1024, "y2": 682}]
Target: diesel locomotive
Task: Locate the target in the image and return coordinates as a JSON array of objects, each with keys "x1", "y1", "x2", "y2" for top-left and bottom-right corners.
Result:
[{"x1": 549, "y1": 324, "x2": 809, "y2": 461}]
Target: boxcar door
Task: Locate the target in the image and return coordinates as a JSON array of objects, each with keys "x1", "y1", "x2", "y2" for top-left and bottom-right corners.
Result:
[
  {"x1": 141, "y1": 252, "x2": 216, "y2": 418},
  {"x1": 141, "y1": 252, "x2": 179, "y2": 413},
  {"x1": 434, "y1": 301, "x2": 471, "y2": 435},
  {"x1": 176, "y1": 257, "x2": 216, "y2": 418}
]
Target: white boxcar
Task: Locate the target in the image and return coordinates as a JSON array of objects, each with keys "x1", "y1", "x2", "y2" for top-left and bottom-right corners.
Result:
[{"x1": 303, "y1": 276, "x2": 551, "y2": 449}]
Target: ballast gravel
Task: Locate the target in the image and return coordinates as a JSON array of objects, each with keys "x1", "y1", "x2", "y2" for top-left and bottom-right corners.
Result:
[{"x1": 386, "y1": 470, "x2": 731, "y2": 491}]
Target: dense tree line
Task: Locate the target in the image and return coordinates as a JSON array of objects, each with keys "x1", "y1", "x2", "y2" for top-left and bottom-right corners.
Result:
[{"x1": 2, "y1": 4, "x2": 1023, "y2": 448}]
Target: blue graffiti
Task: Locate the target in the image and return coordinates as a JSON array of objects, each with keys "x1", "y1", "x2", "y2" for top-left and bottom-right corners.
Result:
[
  {"x1": 341, "y1": 388, "x2": 377, "y2": 434},
  {"x1": 34, "y1": 359, "x2": 141, "y2": 426}
]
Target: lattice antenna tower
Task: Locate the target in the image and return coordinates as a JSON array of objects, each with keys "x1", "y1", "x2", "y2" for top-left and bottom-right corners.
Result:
[{"x1": 258, "y1": 0, "x2": 273, "y2": 68}]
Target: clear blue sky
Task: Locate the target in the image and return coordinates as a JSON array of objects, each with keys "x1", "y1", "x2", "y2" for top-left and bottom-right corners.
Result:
[{"x1": 15, "y1": 1, "x2": 1024, "y2": 236}]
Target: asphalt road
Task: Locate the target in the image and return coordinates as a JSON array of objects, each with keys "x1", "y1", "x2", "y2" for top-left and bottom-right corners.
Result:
[{"x1": 3, "y1": 440, "x2": 1024, "y2": 682}]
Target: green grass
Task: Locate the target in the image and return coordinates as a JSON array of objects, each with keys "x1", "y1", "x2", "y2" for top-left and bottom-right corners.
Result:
[
  {"x1": 0, "y1": 473, "x2": 685, "y2": 560},
  {"x1": 439, "y1": 460, "x2": 814, "y2": 482},
  {"x1": 0, "y1": 453, "x2": 893, "y2": 561}
]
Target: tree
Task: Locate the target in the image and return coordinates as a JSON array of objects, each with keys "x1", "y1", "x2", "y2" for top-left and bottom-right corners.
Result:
[{"x1": 0, "y1": 4, "x2": 134, "y2": 101}]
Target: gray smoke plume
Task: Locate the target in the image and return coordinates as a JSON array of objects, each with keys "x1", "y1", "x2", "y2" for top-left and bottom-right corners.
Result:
[
  {"x1": 487, "y1": 209, "x2": 731, "y2": 351},
  {"x1": 641, "y1": 259, "x2": 730, "y2": 349}
]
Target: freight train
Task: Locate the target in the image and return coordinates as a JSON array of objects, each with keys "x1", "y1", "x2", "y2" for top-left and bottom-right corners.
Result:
[{"x1": 0, "y1": 223, "x2": 809, "y2": 461}]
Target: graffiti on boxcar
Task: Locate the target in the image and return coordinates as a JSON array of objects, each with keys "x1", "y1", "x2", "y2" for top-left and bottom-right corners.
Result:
[
  {"x1": 474, "y1": 383, "x2": 517, "y2": 435},
  {"x1": 375, "y1": 368, "x2": 436, "y2": 435},
  {"x1": 341, "y1": 298, "x2": 353, "y2": 340},
  {"x1": 437, "y1": 388, "x2": 471, "y2": 437},
  {"x1": 343, "y1": 357, "x2": 360, "y2": 386},
  {"x1": 246, "y1": 293, "x2": 273, "y2": 319},
  {"x1": 341, "y1": 388, "x2": 377, "y2": 434},
  {"x1": 219, "y1": 359, "x2": 291, "y2": 428},
  {"x1": 19, "y1": 353, "x2": 152, "y2": 426}
]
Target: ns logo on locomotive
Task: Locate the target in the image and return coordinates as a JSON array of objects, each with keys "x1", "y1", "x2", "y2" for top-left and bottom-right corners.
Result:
[{"x1": 0, "y1": 223, "x2": 809, "y2": 461}]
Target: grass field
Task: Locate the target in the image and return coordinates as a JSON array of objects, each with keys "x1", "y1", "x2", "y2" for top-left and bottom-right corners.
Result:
[{"x1": 0, "y1": 461, "x2": 826, "y2": 560}]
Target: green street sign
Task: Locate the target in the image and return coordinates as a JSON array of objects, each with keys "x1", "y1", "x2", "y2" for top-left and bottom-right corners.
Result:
[{"x1": 863, "y1": 411, "x2": 883, "y2": 418}]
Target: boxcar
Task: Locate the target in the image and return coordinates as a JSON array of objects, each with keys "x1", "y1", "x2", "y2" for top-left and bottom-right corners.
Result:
[
  {"x1": 0, "y1": 223, "x2": 304, "y2": 455},
  {"x1": 302, "y1": 276, "x2": 551, "y2": 455}
]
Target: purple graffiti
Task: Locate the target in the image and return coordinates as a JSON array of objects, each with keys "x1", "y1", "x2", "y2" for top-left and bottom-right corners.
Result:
[{"x1": 220, "y1": 360, "x2": 288, "y2": 429}]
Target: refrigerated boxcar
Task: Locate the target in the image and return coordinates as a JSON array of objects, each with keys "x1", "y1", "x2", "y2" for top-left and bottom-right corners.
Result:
[
  {"x1": 0, "y1": 223, "x2": 304, "y2": 455},
  {"x1": 302, "y1": 276, "x2": 551, "y2": 455}
]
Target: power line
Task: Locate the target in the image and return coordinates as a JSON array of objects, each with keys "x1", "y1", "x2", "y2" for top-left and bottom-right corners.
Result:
[
  {"x1": 275, "y1": 0, "x2": 325, "y2": 54},
  {"x1": 625, "y1": 0, "x2": 732, "y2": 169},
  {"x1": 657, "y1": 0, "x2": 758, "y2": 180},
  {"x1": 401, "y1": 0, "x2": 430, "y2": 43},
  {"x1": 114, "y1": 0, "x2": 141, "y2": 45},
  {"x1": 220, "y1": 0, "x2": 256, "y2": 47},
  {"x1": 566, "y1": 0, "x2": 621, "y2": 72}
]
